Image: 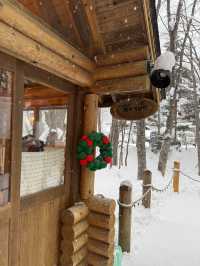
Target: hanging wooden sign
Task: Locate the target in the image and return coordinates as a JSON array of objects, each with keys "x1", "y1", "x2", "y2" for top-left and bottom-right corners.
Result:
[{"x1": 110, "y1": 97, "x2": 158, "y2": 120}]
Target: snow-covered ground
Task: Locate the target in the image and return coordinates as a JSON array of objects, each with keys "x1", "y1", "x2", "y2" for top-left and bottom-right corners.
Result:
[{"x1": 95, "y1": 146, "x2": 200, "y2": 266}]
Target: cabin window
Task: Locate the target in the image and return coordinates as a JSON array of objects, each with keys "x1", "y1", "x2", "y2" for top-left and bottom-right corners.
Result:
[
  {"x1": 20, "y1": 107, "x2": 67, "y2": 196},
  {"x1": 0, "y1": 70, "x2": 13, "y2": 206}
]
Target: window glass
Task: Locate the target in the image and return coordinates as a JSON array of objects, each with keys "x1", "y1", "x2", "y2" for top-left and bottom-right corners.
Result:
[
  {"x1": 0, "y1": 69, "x2": 13, "y2": 206},
  {"x1": 21, "y1": 108, "x2": 67, "y2": 196}
]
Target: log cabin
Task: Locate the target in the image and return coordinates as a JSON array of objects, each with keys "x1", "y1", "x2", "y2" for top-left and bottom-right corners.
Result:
[{"x1": 0, "y1": 0, "x2": 160, "y2": 265}]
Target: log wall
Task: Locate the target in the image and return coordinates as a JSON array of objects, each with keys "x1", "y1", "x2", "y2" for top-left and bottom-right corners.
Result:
[{"x1": 87, "y1": 196, "x2": 116, "y2": 266}]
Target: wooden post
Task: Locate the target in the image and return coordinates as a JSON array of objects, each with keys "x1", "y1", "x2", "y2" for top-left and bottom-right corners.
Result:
[
  {"x1": 173, "y1": 161, "x2": 180, "y2": 193},
  {"x1": 118, "y1": 181, "x2": 132, "y2": 253},
  {"x1": 142, "y1": 170, "x2": 152, "y2": 208},
  {"x1": 80, "y1": 94, "x2": 98, "y2": 200}
]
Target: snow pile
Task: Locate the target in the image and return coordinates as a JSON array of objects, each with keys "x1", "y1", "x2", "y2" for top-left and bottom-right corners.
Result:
[{"x1": 95, "y1": 147, "x2": 200, "y2": 266}]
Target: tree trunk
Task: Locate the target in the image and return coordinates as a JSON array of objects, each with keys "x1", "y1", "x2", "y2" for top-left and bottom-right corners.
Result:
[
  {"x1": 98, "y1": 108, "x2": 102, "y2": 132},
  {"x1": 136, "y1": 120, "x2": 146, "y2": 180},
  {"x1": 190, "y1": 44, "x2": 200, "y2": 175},
  {"x1": 158, "y1": 96, "x2": 176, "y2": 176},
  {"x1": 110, "y1": 118, "x2": 120, "y2": 166}
]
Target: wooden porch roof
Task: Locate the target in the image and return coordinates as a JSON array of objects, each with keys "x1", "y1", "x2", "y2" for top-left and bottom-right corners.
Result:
[
  {"x1": 16, "y1": 0, "x2": 160, "y2": 58},
  {"x1": 0, "y1": 0, "x2": 160, "y2": 110}
]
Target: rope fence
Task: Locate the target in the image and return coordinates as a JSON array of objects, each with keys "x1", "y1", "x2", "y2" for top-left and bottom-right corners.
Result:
[{"x1": 118, "y1": 160, "x2": 200, "y2": 253}]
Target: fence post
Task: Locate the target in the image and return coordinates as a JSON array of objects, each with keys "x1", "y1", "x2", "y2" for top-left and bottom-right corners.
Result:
[
  {"x1": 142, "y1": 170, "x2": 152, "y2": 208},
  {"x1": 118, "y1": 181, "x2": 132, "y2": 253},
  {"x1": 173, "y1": 161, "x2": 180, "y2": 193}
]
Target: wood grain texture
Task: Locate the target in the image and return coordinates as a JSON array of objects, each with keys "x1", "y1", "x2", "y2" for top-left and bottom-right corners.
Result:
[
  {"x1": 0, "y1": 221, "x2": 9, "y2": 266},
  {"x1": 0, "y1": 0, "x2": 95, "y2": 72},
  {"x1": 0, "y1": 21, "x2": 92, "y2": 87},
  {"x1": 19, "y1": 197, "x2": 65, "y2": 266},
  {"x1": 92, "y1": 75, "x2": 150, "y2": 95},
  {"x1": 80, "y1": 94, "x2": 98, "y2": 200}
]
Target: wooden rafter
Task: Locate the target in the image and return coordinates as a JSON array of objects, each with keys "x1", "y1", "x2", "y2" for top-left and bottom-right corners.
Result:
[
  {"x1": 0, "y1": 0, "x2": 95, "y2": 72},
  {"x1": 91, "y1": 75, "x2": 150, "y2": 95},
  {"x1": 51, "y1": 0, "x2": 85, "y2": 48},
  {"x1": 142, "y1": 0, "x2": 157, "y2": 60},
  {"x1": 95, "y1": 46, "x2": 150, "y2": 67},
  {"x1": 81, "y1": 0, "x2": 106, "y2": 54},
  {"x1": 94, "y1": 61, "x2": 148, "y2": 81},
  {"x1": 0, "y1": 21, "x2": 92, "y2": 86}
]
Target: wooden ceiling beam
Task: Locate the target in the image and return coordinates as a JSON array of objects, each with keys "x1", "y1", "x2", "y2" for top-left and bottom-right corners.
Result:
[
  {"x1": 81, "y1": 0, "x2": 106, "y2": 54},
  {"x1": 24, "y1": 97, "x2": 69, "y2": 109},
  {"x1": 24, "y1": 86, "x2": 68, "y2": 99},
  {"x1": 0, "y1": 0, "x2": 95, "y2": 73},
  {"x1": 0, "y1": 21, "x2": 92, "y2": 87},
  {"x1": 91, "y1": 75, "x2": 150, "y2": 95},
  {"x1": 95, "y1": 46, "x2": 150, "y2": 67},
  {"x1": 94, "y1": 61, "x2": 148, "y2": 81},
  {"x1": 142, "y1": 0, "x2": 157, "y2": 60}
]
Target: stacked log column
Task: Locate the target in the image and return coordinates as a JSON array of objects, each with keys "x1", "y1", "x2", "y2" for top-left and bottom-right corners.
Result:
[
  {"x1": 61, "y1": 204, "x2": 89, "y2": 266},
  {"x1": 87, "y1": 196, "x2": 116, "y2": 266}
]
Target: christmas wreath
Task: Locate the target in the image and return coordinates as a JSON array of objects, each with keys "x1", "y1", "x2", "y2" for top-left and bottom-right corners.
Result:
[{"x1": 77, "y1": 132, "x2": 112, "y2": 171}]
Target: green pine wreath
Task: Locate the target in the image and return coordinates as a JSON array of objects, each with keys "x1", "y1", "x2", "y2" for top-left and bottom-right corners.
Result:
[{"x1": 77, "y1": 132, "x2": 113, "y2": 171}]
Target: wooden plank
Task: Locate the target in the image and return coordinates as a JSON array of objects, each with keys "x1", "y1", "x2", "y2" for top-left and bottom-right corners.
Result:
[
  {"x1": 0, "y1": 203, "x2": 11, "y2": 224},
  {"x1": 9, "y1": 60, "x2": 24, "y2": 266},
  {"x1": 19, "y1": 197, "x2": 66, "y2": 266},
  {"x1": 62, "y1": 204, "x2": 89, "y2": 225},
  {"x1": 60, "y1": 246, "x2": 87, "y2": 266},
  {"x1": 24, "y1": 63, "x2": 76, "y2": 94},
  {"x1": 0, "y1": 221, "x2": 9, "y2": 266},
  {"x1": 91, "y1": 75, "x2": 150, "y2": 95},
  {"x1": 88, "y1": 239, "x2": 114, "y2": 258},
  {"x1": 88, "y1": 252, "x2": 114, "y2": 266},
  {"x1": 62, "y1": 220, "x2": 89, "y2": 240},
  {"x1": 67, "y1": 92, "x2": 85, "y2": 205},
  {"x1": 0, "y1": 0, "x2": 95, "y2": 72},
  {"x1": 24, "y1": 97, "x2": 69, "y2": 109},
  {"x1": 87, "y1": 195, "x2": 116, "y2": 215},
  {"x1": 81, "y1": 0, "x2": 105, "y2": 53},
  {"x1": 56, "y1": 0, "x2": 84, "y2": 48},
  {"x1": 24, "y1": 85, "x2": 69, "y2": 99},
  {"x1": 88, "y1": 226, "x2": 115, "y2": 244},
  {"x1": 142, "y1": 0, "x2": 157, "y2": 60},
  {"x1": 0, "y1": 21, "x2": 92, "y2": 87},
  {"x1": 94, "y1": 61, "x2": 148, "y2": 81},
  {"x1": 95, "y1": 46, "x2": 150, "y2": 66},
  {"x1": 88, "y1": 213, "x2": 115, "y2": 230},
  {"x1": 80, "y1": 94, "x2": 98, "y2": 200},
  {"x1": 20, "y1": 185, "x2": 65, "y2": 210},
  {"x1": 0, "y1": 51, "x2": 16, "y2": 71},
  {"x1": 61, "y1": 233, "x2": 88, "y2": 254}
]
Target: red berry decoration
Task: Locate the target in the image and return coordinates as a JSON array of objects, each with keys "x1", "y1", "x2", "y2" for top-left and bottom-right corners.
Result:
[
  {"x1": 77, "y1": 132, "x2": 113, "y2": 172},
  {"x1": 102, "y1": 136, "x2": 110, "y2": 145},
  {"x1": 104, "y1": 157, "x2": 112, "y2": 164},
  {"x1": 80, "y1": 159, "x2": 88, "y2": 166},
  {"x1": 86, "y1": 155, "x2": 93, "y2": 162},
  {"x1": 81, "y1": 135, "x2": 88, "y2": 141},
  {"x1": 86, "y1": 139, "x2": 93, "y2": 147}
]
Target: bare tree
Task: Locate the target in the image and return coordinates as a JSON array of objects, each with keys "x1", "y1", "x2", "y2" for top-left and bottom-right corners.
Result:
[
  {"x1": 189, "y1": 42, "x2": 200, "y2": 175},
  {"x1": 125, "y1": 121, "x2": 133, "y2": 166},
  {"x1": 136, "y1": 120, "x2": 146, "y2": 180},
  {"x1": 110, "y1": 118, "x2": 120, "y2": 166},
  {"x1": 158, "y1": 0, "x2": 198, "y2": 175}
]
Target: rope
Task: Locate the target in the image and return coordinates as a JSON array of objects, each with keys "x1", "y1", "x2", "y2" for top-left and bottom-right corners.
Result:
[
  {"x1": 151, "y1": 177, "x2": 173, "y2": 193},
  {"x1": 117, "y1": 188, "x2": 151, "y2": 208},
  {"x1": 117, "y1": 176, "x2": 173, "y2": 209},
  {"x1": 180, "y1": 170, "x2": 200, "y2": 183}
]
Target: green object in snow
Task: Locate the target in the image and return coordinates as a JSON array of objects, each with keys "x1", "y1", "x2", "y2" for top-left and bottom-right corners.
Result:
[{"x1": 114, "y1": 246, "x2": 123, "y2": 266}]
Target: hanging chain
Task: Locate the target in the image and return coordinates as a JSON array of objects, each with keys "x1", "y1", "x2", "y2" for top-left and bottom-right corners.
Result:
[
  {"x1": 117, "y1": 188, "x2": 151, "y2": 208},
  {"x1": 151, "y1": 177, "x2": 173, "y2": 193},
  {"x1": 179, "y1": 170, "x2": 200, "y2": 183}
]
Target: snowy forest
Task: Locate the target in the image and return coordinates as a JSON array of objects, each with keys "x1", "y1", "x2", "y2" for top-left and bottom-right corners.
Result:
[{"x1": 98, "y1": 0, "x2": 200, "y2": 180}]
